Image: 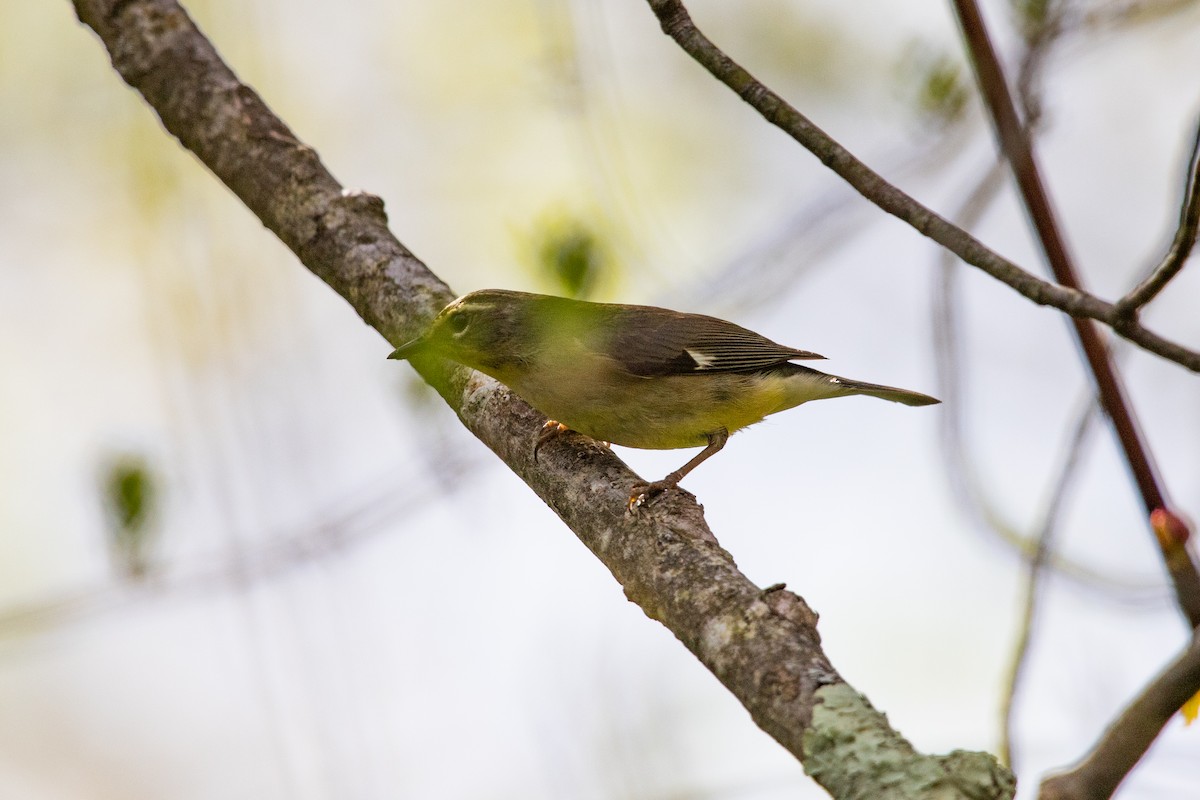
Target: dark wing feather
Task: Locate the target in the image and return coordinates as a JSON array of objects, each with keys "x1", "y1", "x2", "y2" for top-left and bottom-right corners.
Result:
[{"x1": 606, "y1": 308, "x2": 824, "y2": 377}]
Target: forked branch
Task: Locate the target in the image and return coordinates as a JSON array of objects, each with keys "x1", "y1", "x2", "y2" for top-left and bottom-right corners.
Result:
[
  {"x1": 948, "y1": 0, "x2": 1200, "y2": 626},
  {"x1": 643, "y1": 0, "x2": 1200, "y2": 374}
]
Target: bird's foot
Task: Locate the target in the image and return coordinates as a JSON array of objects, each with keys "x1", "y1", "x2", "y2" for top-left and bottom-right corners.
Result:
[
  {"x1": 627, "y1": 478, "x2": 678, "y2": 512},
  {"x1": 533, "y1": 420, "x2": 570, "y2": 462}
]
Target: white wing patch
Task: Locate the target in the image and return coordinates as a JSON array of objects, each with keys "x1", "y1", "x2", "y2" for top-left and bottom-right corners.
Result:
[{"x1": 685, "y1": 348, "x2": 718, "y2": 368}]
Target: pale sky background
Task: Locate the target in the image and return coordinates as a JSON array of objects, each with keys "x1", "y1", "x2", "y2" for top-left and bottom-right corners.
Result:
[{"x1": 1, "y1": 1, "x2": 1199, "y2": 798}]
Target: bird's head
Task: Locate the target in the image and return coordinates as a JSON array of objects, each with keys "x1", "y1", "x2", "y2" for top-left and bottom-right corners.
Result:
[{"x1": 388, "y1": 289, "x2": 537, "y2": 372}]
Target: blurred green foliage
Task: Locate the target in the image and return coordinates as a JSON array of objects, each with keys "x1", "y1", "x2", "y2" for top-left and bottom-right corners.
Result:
[
  {"x1": 900, "y1": 44, "x2": 971, "y2": 128},
  {"x1": 102, "y1": 455, "x2": 157, "y2": 579},
  {"x1": 1011, "y1": 0, "x2": 1056, "y2": 40},
  {"x1": 528, "y1": 213, "x2": 609, "y2": 300}
]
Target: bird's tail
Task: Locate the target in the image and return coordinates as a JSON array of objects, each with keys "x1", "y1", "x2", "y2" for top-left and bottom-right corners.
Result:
[{"x1": 833, "y1": 376, "x2": 940, "y2": 407}]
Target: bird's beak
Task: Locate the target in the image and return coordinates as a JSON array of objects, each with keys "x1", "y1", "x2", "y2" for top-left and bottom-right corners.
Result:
[{"x1": 387, "y1": 337, "x2": 426, "y2": 360}]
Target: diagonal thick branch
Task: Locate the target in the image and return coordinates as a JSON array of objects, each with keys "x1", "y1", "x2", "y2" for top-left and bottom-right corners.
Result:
[
  {"x1": 643, "y1": 0, "x2": 1200, "y2": 374},
  {"x1": 70, "y1": 0, "x2": 1013, "y2": 796}
]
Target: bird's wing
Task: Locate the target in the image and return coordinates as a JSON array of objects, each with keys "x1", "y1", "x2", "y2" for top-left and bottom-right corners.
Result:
[{"x1": 607, "y1": 310, "x2": 825, "y2": 377}]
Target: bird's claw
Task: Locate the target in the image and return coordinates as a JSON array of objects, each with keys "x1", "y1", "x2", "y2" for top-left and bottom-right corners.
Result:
[
  {"x1": 626, "y1": 479, "x2": 674, "y2": 513},
  {"x1": 533, "y1": 420, "x2": 570, "y2": 462}
]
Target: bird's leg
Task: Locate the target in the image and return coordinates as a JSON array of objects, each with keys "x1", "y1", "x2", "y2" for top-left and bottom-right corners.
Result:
[
  {"x1": 533, "y1": 420, "x2": 570, "y2": 462},
  {"x1": 628, "y1": 428, "x2": 729, "y2": 510}
]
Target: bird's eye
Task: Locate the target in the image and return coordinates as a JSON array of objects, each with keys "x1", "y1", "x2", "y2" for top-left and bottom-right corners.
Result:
[{"x1": 447, "y1": 313, "x2": 470, "y2": 335}]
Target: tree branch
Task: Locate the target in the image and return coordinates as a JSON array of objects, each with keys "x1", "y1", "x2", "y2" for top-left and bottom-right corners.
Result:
[
  {"x1": 1115, "y1": 113, "x2": 1200, "y2": 317},
  {"x1": 641, "y1": 0, "x2": 1200, "y2": 374},
  {"x1": 1038, "y1": 626, "x2": 1200, "y2": 800},
  {"x1": 70, "y1": 0, "x2": 1014, "y2": 796},
  {"x1": 948, "y1": 0, "x2": 1200, "y2": 628}
]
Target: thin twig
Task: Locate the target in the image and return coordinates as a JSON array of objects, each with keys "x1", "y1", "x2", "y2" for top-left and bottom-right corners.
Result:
[
  {"x1": 1000, "y1": 400, "x2": 1100, "y2": 768},
  {"x1": 932, "y1": 159, "x2": 1140, "y2": 767},
  {"x1": 0, "y1": 457, "x2": 477, "y2": 640},
  {"x1": 1115, "y1": 113, "x2": 1200, "y2": 316},
  {"x1": 933, "y1": 160, "x2": 1012, "y2": 530},
  {"x1": 1038, "y1": 626, "x2": 1200, "y2": 800},
  {"x1": 949, "y1": 0, "x2": 1150, "y2": 501},
  {"x1": 948, "y1": 0, "x2": 1200, "y2": 628},
  {"x1": 933, "y1": 163, "x2": 1162, "y2": 602},
  {"x1": 642, "y1": 0, "x2": 1200, "y2": 373},
  {"x1": 1083, "y1": 0, "x2": 1200, "y2": 29}
]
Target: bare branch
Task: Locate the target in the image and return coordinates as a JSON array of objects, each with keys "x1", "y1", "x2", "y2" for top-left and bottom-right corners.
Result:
[
  {"x1": 1115, "y1": 113, "x2": 1200, "y2": 316},
  {"x1": 932, "y1": 16, "x2": 1168, "y2": 605},
  {"x1": 1039, "y1": 627, "x2": 1200, "y2": 800},
  {"x1": 931, "y1": 162, "x2": 1140, "y2": 769},
  {"x1": 641, "y1": 0, "x2": 1200, "y2": 373},
  {"x1": 947, "y1": 0, "x2": 1200, "y2": 628},
  {"x1": 936, "y1": 205, "x2": 1173, "y2": 605},
  {"x1": 71, "y1": 1, "x2": 1014, "y2": 795}
]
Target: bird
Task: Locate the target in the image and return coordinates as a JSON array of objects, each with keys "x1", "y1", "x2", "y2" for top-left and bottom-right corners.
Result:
[{"x1": 389, "y1": 289, "x2": 939, "y2": 507}]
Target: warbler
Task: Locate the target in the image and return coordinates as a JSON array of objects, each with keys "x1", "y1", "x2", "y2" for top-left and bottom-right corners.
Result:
[{"x1": 390, "y1": 289, "x2": 938, "y2": 505}]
